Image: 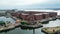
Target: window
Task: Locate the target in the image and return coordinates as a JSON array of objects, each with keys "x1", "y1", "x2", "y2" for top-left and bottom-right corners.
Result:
[{"x1": 43, "y1": 14, "x2": 46, "y2": 19}]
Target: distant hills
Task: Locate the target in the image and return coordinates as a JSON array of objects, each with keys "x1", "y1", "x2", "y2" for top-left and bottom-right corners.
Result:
[
  {"x1": 23, "y1": 8, "x2": 60, "y2": 10},
  {"x1": 0, "y1": 8, "x2": 60, "y2": 10}
]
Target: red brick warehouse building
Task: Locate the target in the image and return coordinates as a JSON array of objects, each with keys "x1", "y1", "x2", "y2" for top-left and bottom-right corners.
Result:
[{"x1": 10, "y1": 11, "x2": 57, "y2": 21}]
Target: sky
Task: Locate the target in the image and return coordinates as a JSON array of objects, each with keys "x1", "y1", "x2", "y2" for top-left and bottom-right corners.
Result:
[{"x1": 0, "y1": 0, "x2": 60, "y2": 9}]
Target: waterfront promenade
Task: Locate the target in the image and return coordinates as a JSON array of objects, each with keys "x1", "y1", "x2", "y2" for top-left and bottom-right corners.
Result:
[{"x1": 41, "y1": 26, "x2": 60, "y2": 34}]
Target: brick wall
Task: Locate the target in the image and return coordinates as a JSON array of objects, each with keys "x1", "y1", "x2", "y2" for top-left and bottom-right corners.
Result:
[{"x1": 11, "y1": 11, "x2": 57, "y2": 21}]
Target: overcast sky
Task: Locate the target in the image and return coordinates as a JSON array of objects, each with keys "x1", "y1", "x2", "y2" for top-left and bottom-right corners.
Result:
[{"x1": 0, "y1": 0, "x2": 60, "y2": 9}]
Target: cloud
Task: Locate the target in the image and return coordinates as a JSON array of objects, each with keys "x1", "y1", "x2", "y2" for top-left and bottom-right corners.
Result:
[
  {"x1": 0, "y1": 0, "x2": 49, "y2": 6},
  {"x1": 0, "y1": 0, "x2": 60, "y2": 9}
]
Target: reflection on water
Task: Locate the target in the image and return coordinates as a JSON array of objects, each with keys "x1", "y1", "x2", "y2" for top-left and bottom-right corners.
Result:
[{"x1": 0, "y1": 18, "x2": 60, "y2": 34}]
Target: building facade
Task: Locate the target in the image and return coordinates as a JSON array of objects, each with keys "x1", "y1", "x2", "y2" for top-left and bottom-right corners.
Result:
[{"x1": 10, "y1": 11, "x2": 57, "y2": 22}]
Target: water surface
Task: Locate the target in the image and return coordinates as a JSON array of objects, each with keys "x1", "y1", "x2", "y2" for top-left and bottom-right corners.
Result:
[{"x1": 0, "y1": 17, "x2": 60, "y2": 34}]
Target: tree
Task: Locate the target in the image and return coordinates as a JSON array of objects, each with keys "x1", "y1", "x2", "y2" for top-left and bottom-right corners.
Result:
[
  {"x1": 0, "y1": 21, "x2": 5, "y2": 26},
  {"x1": 21, "y1": 20, "x2": 27, "y2": 25}
]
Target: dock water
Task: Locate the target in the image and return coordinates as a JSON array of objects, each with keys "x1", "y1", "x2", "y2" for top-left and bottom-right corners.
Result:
[{"x1": 0, "y1": 16, "x2": 58, "y2": 32}]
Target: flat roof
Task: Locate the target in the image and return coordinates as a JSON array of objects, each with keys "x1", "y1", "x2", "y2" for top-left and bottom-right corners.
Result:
[
  {"x1": 34, "y1": 13, "x2": 49, "y2": 15},
  {"x1": 22, "y1": 13, "x2": 29, "y2": 15}
]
